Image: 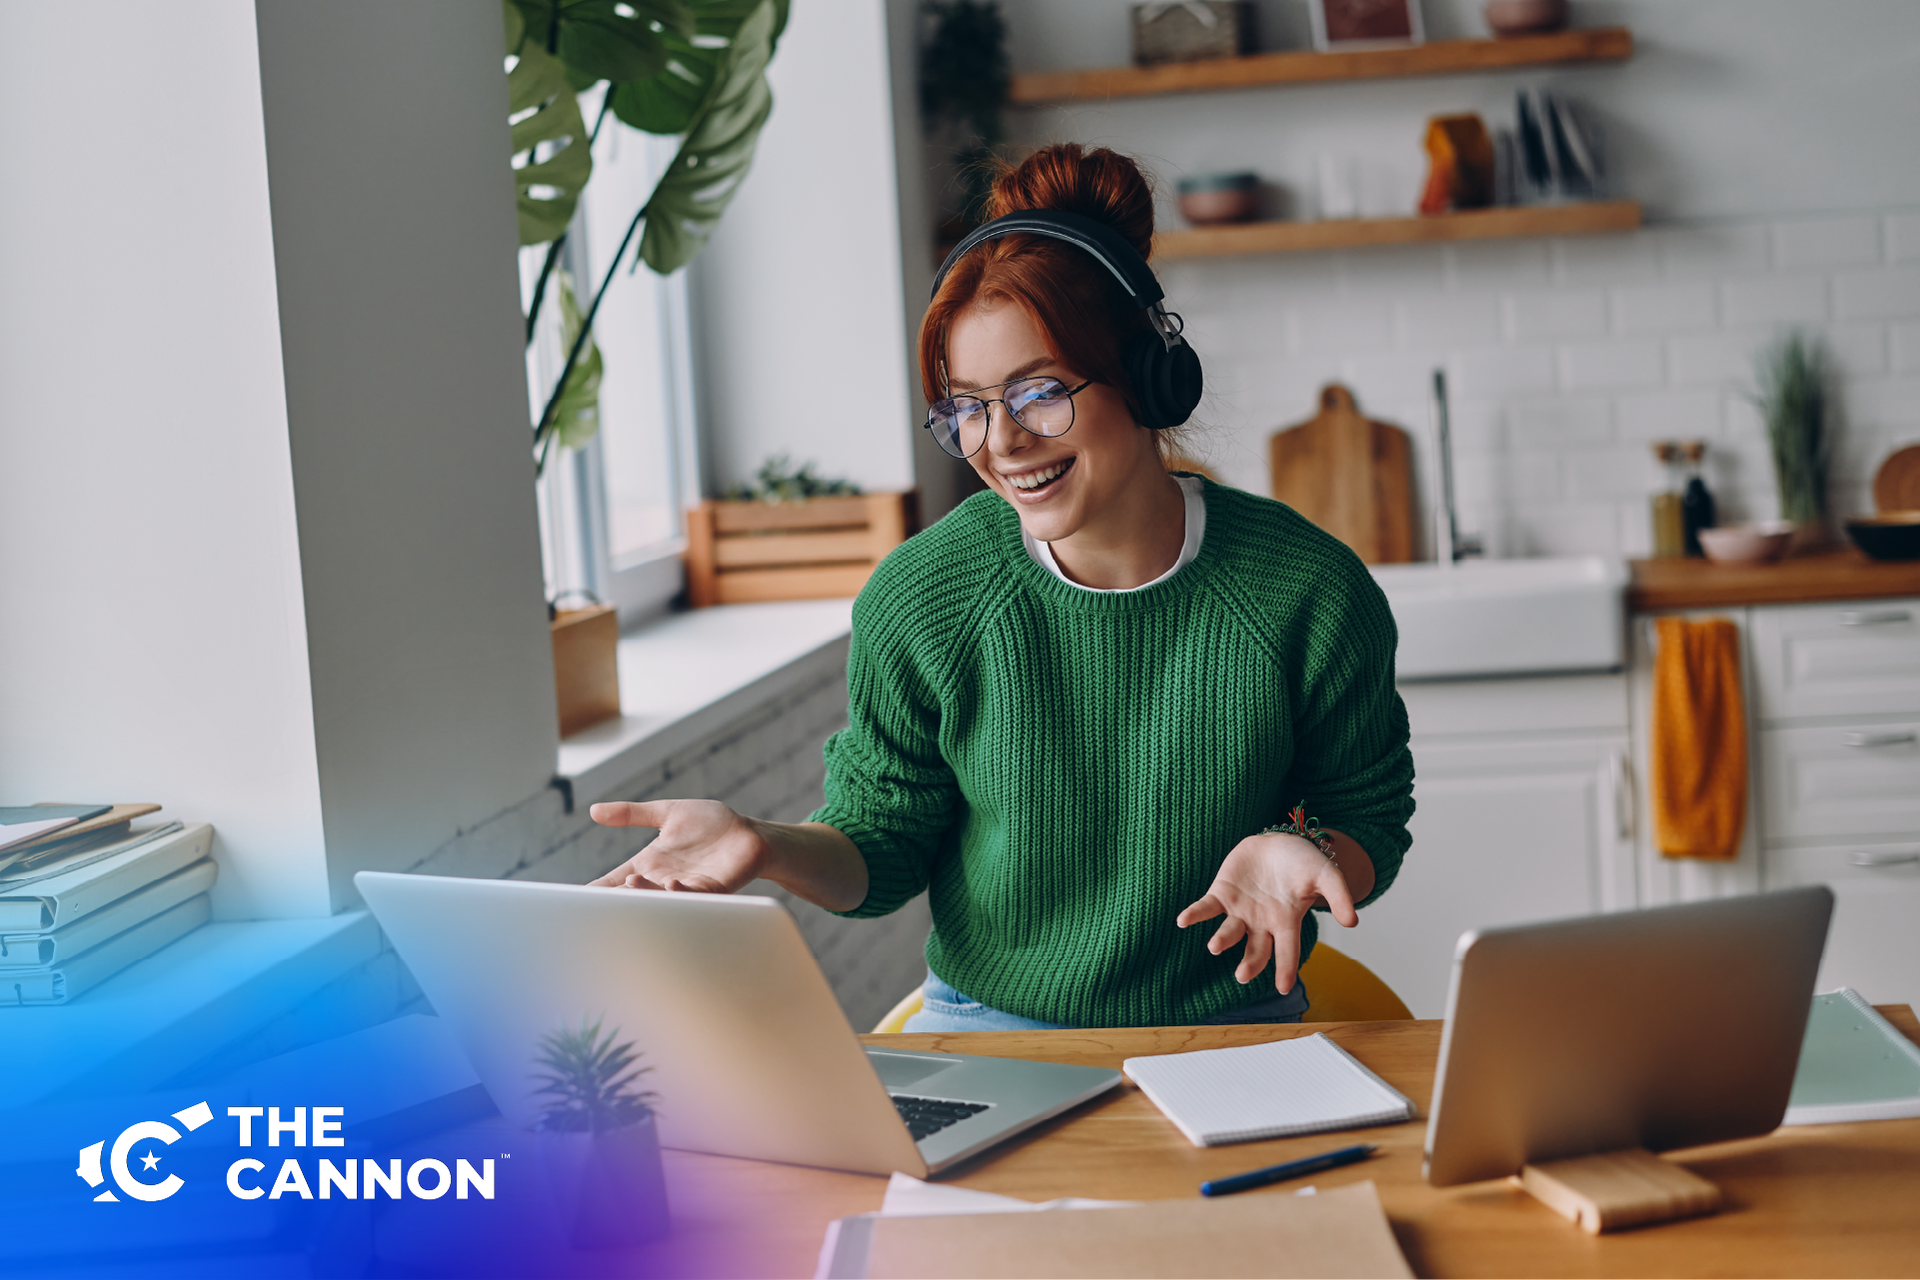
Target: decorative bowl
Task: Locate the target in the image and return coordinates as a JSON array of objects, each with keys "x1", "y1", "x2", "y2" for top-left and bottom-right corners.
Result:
[
  {"x1": 1484, "y1": 0, "x2": 1570, "y2": 36},
  {"x1": 1846, "y1": 512, "x2": 1920, "y2": 561},
  {"x1": 1698, "y1": 521, "x2": 1796, "y2": 565},
  {"x1": 1176, "y1": 172, "x2": 1259, "y2": 226}
]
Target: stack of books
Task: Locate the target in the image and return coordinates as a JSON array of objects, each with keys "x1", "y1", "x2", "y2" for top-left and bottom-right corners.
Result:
[{"x1": 0, "y1": 805, "x2": 216, "y2": 1006}]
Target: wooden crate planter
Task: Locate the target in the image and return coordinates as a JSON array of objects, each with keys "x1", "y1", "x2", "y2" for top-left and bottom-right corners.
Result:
[{"x1": 683, "y1": 492, "x2": 914, "y2": 607}]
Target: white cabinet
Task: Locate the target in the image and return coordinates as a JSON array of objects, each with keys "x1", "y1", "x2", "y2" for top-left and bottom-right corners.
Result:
[
  {"x1": 1763, "y1": 841, "x2": 1920, "y2": 1000},
  {"x1": 1329, "y1": 675, "x2": 1633, "y2": 1019},
  {"x1": 1338, "y1": 597, "x2": 1920, "y2": 1019},
  {"x1": 1749, "y1": 602, "x2": 1920, "y2": 721},
  {"x1": 1632, "y1": 596, "x2": 1920, "y2": 1006},
  {"x1": 1760, "y1": 722, "x2": 1920, "y2": 841}
]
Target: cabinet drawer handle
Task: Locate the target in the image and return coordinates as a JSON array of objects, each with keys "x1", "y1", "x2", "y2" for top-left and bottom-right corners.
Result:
[
  {"x1": 1609, "y1": 750, "x2": 1633, "y2": 842},
  {"x1": 1838, "y1": 608, "x2": 1912, "y2": 627},
  {"x1": 1842, "y1": 731, "x2": 1917, "y2": 748},
  {"x1": 1849, "y1": 851, "x2": 1920, "y2": 868}
]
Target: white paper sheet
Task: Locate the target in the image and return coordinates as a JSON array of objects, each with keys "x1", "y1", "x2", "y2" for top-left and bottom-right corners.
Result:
[
  {"x1": 816, "y1": 1175, "x2": 1135, "y2": 1279},
  {"x1": 816, "y1": 1173, "x2": 1319, "y2": 1278}
]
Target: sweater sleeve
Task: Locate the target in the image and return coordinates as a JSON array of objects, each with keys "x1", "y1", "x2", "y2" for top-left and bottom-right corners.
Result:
[
  {"x1": 808, "y1": 589, "x2": 964, "y2": 919},
  {"x1": 1287, "y1": 567, "x2": 1417, "y2": 910}
]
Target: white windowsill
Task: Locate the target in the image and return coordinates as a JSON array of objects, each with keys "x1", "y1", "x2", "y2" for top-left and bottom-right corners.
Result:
[{"x1": 556, "y1": 598, "x2": 856, "y2": 808}]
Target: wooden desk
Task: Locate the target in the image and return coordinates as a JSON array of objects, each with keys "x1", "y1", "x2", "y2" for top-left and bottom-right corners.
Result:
[{"x1": 538, "y1": 1010, "x2": 1920, "y2": 1278}]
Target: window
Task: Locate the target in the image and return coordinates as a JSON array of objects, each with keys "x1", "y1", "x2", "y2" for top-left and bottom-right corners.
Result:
[{"x1": 522, "y1": 93, "x2": 699, "y2": 628}]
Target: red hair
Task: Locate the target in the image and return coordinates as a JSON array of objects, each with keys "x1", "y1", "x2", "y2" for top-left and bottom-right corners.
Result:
[{"x1": 919, "y1": 145, "x2": 1157, "y2": 422}]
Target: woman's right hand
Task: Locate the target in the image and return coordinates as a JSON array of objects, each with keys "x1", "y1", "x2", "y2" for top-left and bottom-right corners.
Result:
[{"x1": 587, "y1": 799, "x2": 767, "y2": 894}]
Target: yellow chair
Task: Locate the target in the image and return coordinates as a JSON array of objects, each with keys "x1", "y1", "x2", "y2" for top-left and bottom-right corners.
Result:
[
  {"x1": 1296, "y1": 943, "x2": 1412, "y2": 1023},
  {"x1": 868, "y1": 944, "x2": 1411, "y2": 1033},
  {"x1": 871, "y1": 985, "x2": 926, "y2": 1034}
]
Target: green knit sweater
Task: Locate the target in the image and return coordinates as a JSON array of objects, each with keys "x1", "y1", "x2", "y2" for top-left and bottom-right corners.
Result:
[{"x1": 811, "y1": 479, "x2": 1415, "y2": 1027}]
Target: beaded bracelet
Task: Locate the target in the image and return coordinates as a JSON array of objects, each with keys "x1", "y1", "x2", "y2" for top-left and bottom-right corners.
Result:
[{"x1": 1260, "y1": 802, "x2": 1338, "y2": 863}]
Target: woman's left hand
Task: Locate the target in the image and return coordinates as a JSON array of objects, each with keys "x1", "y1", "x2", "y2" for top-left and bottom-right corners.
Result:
[{"x1": 1175, "y1": 833, "x2": 1360, "y2": 995}]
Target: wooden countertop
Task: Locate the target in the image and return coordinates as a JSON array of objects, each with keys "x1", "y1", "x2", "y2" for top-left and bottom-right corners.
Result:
[{"x1": 1630, "y1": 549, "x2": 1920, "y2": 611}]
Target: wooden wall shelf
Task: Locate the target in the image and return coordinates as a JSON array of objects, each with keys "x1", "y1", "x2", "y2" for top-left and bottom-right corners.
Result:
[
  {"x1": 1152, "y1": 200, "x2": 1641, "y2": 259},
  {"x1": 1008, "y1": 28, "x2": 1632, "y2": 104}
]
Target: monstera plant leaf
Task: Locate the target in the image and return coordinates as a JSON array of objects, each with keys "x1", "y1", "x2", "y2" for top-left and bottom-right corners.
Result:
[
  {"x1": 608, "y1": 30, "x2": 713, "y2": 134},
  {"x1": 526, "y1": 0, "x2": 784, "y2": 455},
  {"x1": 509, "y1": 13, "x2": 593, "y2": 246},
  {"x1": 685, "y1": 0, "x2": 788, "y2": 37},
  {"x1": 511, "y1": 0, "x2": 692, "y2": 89},
  {"x1": 609, "y1": 0, "x2": 788, "y2": 136},
  {"x1": 636, "y1": 0, "x2": 780, "y2": 274},
  {"x1": 547, "y1": 272, "x2": 603, "y2": 453}
]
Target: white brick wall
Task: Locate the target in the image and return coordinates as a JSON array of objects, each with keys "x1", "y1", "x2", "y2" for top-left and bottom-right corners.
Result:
[{"x1": 1166, "y1": 208, "x2": 1920, "y2": 557}]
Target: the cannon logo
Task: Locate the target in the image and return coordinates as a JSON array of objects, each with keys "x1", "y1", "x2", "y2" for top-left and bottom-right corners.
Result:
[{"x1": 76, "y1": 1101, "x2": 215, "y2": 1202}]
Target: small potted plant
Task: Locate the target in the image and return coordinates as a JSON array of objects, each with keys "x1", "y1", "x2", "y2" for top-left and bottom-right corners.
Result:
[
  {"x1": 1751, "y1": 330, "x2": 1832, "y2": 550},
  {"x1": 531, "y1": 1017, "x2": 669, "y2": 1248}
]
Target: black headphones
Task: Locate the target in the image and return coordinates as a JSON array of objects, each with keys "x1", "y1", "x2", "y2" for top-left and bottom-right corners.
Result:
[{"x1": 930, "y1": 210, "x2": 1204, "y2": 431}]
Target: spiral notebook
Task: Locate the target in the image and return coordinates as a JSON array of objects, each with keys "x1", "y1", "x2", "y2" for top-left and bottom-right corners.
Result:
[{"x1": 1123, "y1": 1033, "x2": 1415, "y2": 1147}]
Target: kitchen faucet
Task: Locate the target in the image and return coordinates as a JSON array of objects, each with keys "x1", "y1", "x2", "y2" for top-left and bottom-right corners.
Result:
[{"x1": 1432, "y1": 368, "x2": 1483, "y2": 563}]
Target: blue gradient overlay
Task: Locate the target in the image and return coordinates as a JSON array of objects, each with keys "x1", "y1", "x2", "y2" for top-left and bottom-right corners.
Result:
[{"x1": 4, "y1": 961, "x2": 748, "y2": 1277}]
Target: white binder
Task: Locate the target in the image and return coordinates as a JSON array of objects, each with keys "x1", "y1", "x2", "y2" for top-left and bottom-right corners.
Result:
[
  {"x1": 1, "y1": 893, "x2": 212, "y2": 1005},
  {"x1": 0, "y1": 859, "x2": 218, "y2": 968},
  {"x1": 0, "y1": 823, "x2": 209, "y2": 931}
]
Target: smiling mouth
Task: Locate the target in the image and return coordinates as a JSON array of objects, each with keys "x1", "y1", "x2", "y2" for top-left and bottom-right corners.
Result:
[{"x1": 1006, "y1": 458, "x2": 1074, "y2": 493}]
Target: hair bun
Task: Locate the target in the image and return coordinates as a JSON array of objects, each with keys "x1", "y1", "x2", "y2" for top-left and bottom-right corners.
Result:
[{"x1": 988, "y1": 144, "x2": 1155, "y2": 262}]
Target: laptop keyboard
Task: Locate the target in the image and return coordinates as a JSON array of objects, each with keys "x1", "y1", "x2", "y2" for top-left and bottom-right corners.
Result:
[{"x1": 892, "y1": 1094, "x2": 991, "y2": 1141}]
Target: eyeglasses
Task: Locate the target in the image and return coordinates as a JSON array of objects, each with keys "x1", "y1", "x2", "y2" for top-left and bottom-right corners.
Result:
[{"x1": 922, "y1": 376, "x2": 1092, "y2": 460}]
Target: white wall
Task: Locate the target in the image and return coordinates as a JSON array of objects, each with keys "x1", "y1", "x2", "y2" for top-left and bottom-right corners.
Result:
[
  {"x1": 992, "y1": 0, "x2": 1920, "y2": 557},
  {"x1": 691, "y1": 0, "x2": 920, "y2": 498},
  {"x1": 0, "y1": 1, "x2": 561, "y2": 918},
  {"x1": 884, "y1": 0, "x2": 975, "y2": 523},
  {"x1": 253, "y1": 0, "x2": 558, "y2": 912},
  {"x1": 0, "y1": 0, "x2": 329, "y2": 919}
]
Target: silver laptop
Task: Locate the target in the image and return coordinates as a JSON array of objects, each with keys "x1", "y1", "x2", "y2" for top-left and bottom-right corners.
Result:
[
  {"x1": 355, "y1": 871, "x2": 1121, "y2": 1178},
  {"x1": 1424, "y1": 885, "x2": 1833, "y2": 1186}
]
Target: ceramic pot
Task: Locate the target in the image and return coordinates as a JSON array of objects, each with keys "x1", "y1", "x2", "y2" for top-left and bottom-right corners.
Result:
[
  {"x1": 1176, "y1": 172, "x2": 1259, "y2": 225},
  {"x1": 534, "y1": 1115, "x2": 670, "y2": 1249},
  {"x1": 1484, "y1": 0, "x2": 1569, "y2": 37}
]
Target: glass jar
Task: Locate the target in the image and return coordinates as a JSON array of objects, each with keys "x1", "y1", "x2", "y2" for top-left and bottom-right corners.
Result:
[{"x1": 1650, "y1": 442, "x2": 1686, "y2": 558}]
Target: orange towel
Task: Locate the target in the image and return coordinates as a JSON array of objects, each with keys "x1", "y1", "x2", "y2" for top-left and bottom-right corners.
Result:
[{"x1": 1651, "y1": 616, "x2": 1748, "y2": 860}]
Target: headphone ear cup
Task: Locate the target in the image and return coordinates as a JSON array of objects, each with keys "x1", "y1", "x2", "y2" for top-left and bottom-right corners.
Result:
[{"x1": 1126, "y1": 329, "x2": 1204, "y2": 430}]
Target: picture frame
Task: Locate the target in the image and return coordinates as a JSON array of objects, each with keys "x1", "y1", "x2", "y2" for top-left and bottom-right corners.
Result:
[{"x1": 1309, "y1": 0, "x2": 1425, "y2": 51}]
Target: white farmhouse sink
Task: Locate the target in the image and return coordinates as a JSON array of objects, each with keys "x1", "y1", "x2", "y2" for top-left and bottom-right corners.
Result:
[{"x1": 1369, "y1": 557, "x2": 1629, "y2": 681}]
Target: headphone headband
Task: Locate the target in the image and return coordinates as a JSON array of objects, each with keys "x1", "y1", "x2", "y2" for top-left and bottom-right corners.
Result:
[{"x1": 930, "y1": 210, "x2": 1165, "y2": 309}]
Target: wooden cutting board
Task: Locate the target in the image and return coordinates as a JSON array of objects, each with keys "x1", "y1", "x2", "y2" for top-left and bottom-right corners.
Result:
[
  {"x1": 1873, "y1": 444, "x2": 1920, "y2": 512},
  {"x1": 1269, "y1": 383, "x2": 1415, "y2": 564}
]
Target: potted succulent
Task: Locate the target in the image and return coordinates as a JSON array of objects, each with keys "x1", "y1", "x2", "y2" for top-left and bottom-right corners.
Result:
[{"x1": 531, "y1": 1017, "x2": 669, "y2": 1248}]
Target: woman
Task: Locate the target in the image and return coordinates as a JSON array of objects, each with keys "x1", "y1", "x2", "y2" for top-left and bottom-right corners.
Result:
[{"x1": 590, "y1": 144, "x2": 1414, "y2": 1031}]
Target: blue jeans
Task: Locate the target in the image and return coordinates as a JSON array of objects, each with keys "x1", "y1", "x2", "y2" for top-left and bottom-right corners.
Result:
[{"x1": 902, "y1": 970, "x2": 1309, "y2": 1033}]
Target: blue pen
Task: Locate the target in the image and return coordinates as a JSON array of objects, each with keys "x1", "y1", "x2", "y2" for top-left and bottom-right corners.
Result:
[{"x1": 1199, "y1": 1142, "x2": 1378, "y2": 1196}]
